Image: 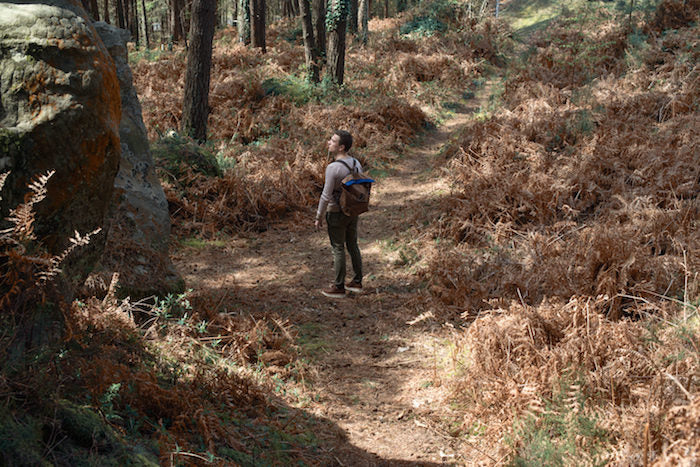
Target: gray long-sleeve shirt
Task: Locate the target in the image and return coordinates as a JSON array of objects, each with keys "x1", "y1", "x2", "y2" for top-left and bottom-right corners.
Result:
[{"x1": 316, "y1": 156, "x2": 363, "y2": 219}]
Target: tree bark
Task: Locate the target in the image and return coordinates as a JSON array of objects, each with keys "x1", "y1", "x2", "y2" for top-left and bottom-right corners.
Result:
[
  {"x1": 326, "y1": 0, "x2": 347, "y2": 85},
  {"x1": 116, "y1": 0, "x2": 126, "y2": 28},
  {"x1": 130, "y1": 0, "x2": 139, "y2": 45},
  {"x1": 249, "y1": 0, "x2": 266, "y2": 52},
  {"x1": 103, "y1": 0, "x2": 110, "y2": 23},
  {"x1": 312, "y1": 0, "x2": 326, "y2": 60},
  {"x1": 383, "y1": 0, "x2": 387, "y2": 18},
  {"x1": 90, "y1": 0, "x2": 99, "y2": 19},
  {"x1": 298, "y1": 0, "x2": 320, "y2": 82},
  {"x1": 358, "y1": 0, "x2": 368, "y2": 44},
  {"x1": 141, "y1": 0, "x2": 150, "y2": 48},
  {"x1": 237, "y1": 0, "x2": 250, "y2": 43},
  {"x1": 348, "y1": 0, "x2": 357, "y2": 34},
  {"x1": 182, "y1": 0, "x2": 216, "y2": 141},
  {"x1": 170, "y1": 0, "x2": 186, "y2": 43}
]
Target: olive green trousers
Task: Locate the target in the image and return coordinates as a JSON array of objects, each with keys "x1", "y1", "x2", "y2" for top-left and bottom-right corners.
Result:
[{"x1": 326, "y1": 211, "x2": 363, "y2": 288}]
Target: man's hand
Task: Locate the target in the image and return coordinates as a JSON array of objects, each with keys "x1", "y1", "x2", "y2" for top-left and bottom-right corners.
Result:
[{"x1": 315, "y1": 217, "x2": 322, "y2": 230}]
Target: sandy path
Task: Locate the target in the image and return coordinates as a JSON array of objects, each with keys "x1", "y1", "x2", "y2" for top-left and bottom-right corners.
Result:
[{"x1": 173, "y1": 110, "x2": 477, "y2": 465}]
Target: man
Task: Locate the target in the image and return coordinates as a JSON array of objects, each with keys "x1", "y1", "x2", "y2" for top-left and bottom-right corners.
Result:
[{"x1": 315, "y1": 130, "x2": 363, "y2": 298}]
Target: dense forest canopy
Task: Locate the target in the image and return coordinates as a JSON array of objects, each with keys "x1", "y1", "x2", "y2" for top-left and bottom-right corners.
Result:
[{"x1": 1, "y1": 0, "x2": 698, "y2": 464}]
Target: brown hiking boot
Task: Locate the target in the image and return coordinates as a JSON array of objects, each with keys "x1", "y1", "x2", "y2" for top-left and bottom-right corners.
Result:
[
  {"x1": 346, "y1": 280, "x2": 362, "y2": 293},
  {"x1": 321, "y1": 284, "x2": 346, "y2": 298}
]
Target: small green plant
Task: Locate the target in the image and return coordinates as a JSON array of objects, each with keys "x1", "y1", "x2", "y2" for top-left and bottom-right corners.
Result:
[
  {"x1": 154, "y1": 289, "x2": 193, "y2": 319},
  {"x1": 99, "y1": 383, "x2": 123, "y2": 421},
  {"x1": 507, "y1": 374, "x2": 609, "y2": 466}
]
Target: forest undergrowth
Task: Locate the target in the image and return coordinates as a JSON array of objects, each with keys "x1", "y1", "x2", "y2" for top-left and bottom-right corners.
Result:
[
  {"x1": 418, "y1": 0, "x2": 699, "y2": 463},
  {"x1": 1, "y1": 0, "x2": 698, "y2": 464}
]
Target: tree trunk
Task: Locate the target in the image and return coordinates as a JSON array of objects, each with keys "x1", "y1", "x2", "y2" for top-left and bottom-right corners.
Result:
[
  {"x1": 312, "y1": 0, "x2": 326, "y2": 60},
  {"x1": 123, "y1": 0, "x2": 130, "y2": 31},
  {"x1": 249, "y1": 0, "x2": 266, "y2": 52},
  {"x1": 90, "y1": 0, "x2": 100, "y2": 19},
  {"x1": 170, "y1": 0, "x2": 186, "y2": 43},
  {"x1": 116, "y1": 0, "x2": 126, "y2": 28},
  {"x1": 141, "y1": 0, "x2": 150, "y2": 48},
  {"x1": 103, "y1": 0, "x2": 110, "y2": 23},
  {"x1": 326, "y1": 0, "x2": 347, "y2": 85},
  {"x1": 237, "y1": 0, "x2": 250, "y2": 43},
  {"x1": 358, "y1": 0, "x2": 368, "y2": 44},
  {"x1": 298, "y1": 0, "x2": 320, "y2": 82},
  {"x1": 283, "y1": 0, "x2": 295, "y2": 17},
  {"x1": 348, "y1": 0, "x2": 358, "y2": 34},
  {"x1": 182, "y1": 0, "x2": 216, "y2": 141},
  {"x1": 130, "y1": 0, "x2": 139, "y2": 45},
  {"x1": 383, "y1": 0, "x2": 387, "y2": 18}
]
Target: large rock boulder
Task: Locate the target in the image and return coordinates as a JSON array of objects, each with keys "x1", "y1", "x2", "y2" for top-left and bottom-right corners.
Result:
[
  {"x1": 0, "y1": 0, "x2": 121, "y2": 294},
  {"x1": 91, "y1": 22, "x2": 183, "y2": 298}
]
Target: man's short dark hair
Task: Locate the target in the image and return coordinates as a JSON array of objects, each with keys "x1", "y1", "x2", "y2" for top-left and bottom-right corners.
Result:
[{"x1": 334, "y1": 130, "x2": 353, "y2": 152}]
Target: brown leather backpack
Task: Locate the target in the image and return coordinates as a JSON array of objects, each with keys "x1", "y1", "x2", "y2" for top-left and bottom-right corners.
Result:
[{"x1": 333, "y1": 159, "x2": 375, "y2": 217}]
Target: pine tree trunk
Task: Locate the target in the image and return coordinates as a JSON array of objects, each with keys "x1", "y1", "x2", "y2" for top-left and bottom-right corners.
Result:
[
  {"x1": 298, "y1": 0, "x2": 320, "y2": 82},
  {"x1": 141, "y1": 0, "x2": 150, "y2": 48},
  {"x1": 349, "y1": 0, "x2": 358, "y2": 34},
  {"x1": 313, "y1": 0, "x2": 326, "y2": 60},
  {"x1": 237, "y1": 0, "x2": 250, "y2": 43},
  {"x1": 170, "y1": 0, "x2": 185, "y2": 43},
  {"x1": 358, "y1": 0, "x2": 368, "y2": 44},
  {"x1": 90, "y1": 0, "x2": 99, "y2": 19},
  {"x1": 326, "y1": 0, "x2": 347, "y2": 85},
  {"x1": 249, "y1": 0, "x2": 266, "y2": 52},
  {"x1": 116, "y1": 0, "x2": 126, "y2": 28},
  {"x1": 130, "y1": 0, "x2": 139, "y2": 45},
  {"x1": 182, "y1": 0, "x2": 216, "y2": 141},
  {"x1": 103, "y1": 0, "x2": 110, "y2": 23},
  {"x1": 123, "y1": 0, "x2": 130, "y2": 31}
]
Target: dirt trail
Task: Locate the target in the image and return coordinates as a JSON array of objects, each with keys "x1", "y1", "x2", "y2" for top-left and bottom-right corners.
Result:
[{"x1": 173, "y1": 108, "x2": 478, "y2": 465}]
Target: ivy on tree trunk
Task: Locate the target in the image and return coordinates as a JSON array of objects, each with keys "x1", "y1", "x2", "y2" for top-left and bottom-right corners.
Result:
[{"x1": 326, "y1": 0, "x2": 347, "y2": 85}]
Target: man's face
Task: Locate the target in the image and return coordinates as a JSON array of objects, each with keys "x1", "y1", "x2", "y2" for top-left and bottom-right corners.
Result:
[{"x1": 328, "y1": 134, "x2": 344, "y2": 154}]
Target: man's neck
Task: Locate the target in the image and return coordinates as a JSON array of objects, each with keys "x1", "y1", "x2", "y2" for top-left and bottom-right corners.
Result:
[{"x1": 334, "y1": 152, "x2": 348, "y2": 161}]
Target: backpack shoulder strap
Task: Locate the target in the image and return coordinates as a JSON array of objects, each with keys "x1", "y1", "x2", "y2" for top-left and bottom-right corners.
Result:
[{"x1": 332, "y1": 159, "x2": 354, "y2": 173}]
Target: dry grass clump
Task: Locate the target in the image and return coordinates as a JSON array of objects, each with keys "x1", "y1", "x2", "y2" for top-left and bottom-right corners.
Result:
[
  {"x1": 428, "y1": 21, "x2": 699, "y2": 317},
  {"x1": 450, "y1": 297, "x2": 699, "y2": 463},
  {"x1": 63, "y1": 282, "x2": 318, "y2": 464},
  {"x1": 425, "y1": 10, "x2": 700, "y2": 464},
  {"x1": 646, "y1": 0, "x2": 700, "y2": 33},
  {"x1": 514, "y1": 17, "x2": 628, "y2": 88}
]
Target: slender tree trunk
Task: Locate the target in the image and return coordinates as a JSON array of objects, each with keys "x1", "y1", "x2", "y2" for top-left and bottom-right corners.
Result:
[
  {"x1": 283, "y1": 0, "x2": 295, "y2": 17},
  {"x1": 141, "y1": 0, "x2": 150, "y2": 48},
  {"x1": 130, "y1": 0, "x2": 139, "y2": 45},
  {"x1": 182, "y1": 0, "x2": 216, "y2": 141},
  {"x1": 298, "y1": 0, "x2": 320, "y2": 82},
  {"x1": 312, "y1": 0, "x2": 326, "y2": 60},
  {"x1": 116, "y1": 0, "x2": 126, "y2": 28},
  {"x1": 358, "y1": 0, "x2": 368, "y2": 44},
  {"x1": 103, "y1": 0, "x2": 110, "y2": 23},
  {"x1": 90, "y1": 0, "x2": 100, "y2": 19},
  {"x1": 383, "y1": 0, "x2": 387, "y2": 18},
  {"x1": 123, "y1": 0, "x2": 130, "y2": 30},
  {"x1": 348, "y1": 0, "x2": 358, "y2": 34},
  {"x1": 249, "y1": 0, "x2": 266, "y2": 52},
  {"x1": 170, "y1": 0, "x2": 185, "y2": 43},
  {"x1": 237, "y1": 0, "x2": 250, "y2": 43},
  {"x1": 326, "y1": 0, "x2": 347, "y2": 85}
]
